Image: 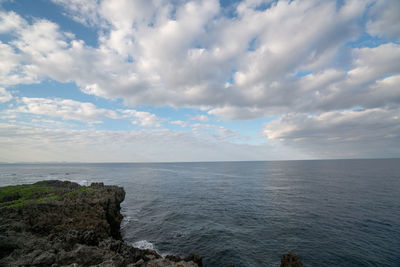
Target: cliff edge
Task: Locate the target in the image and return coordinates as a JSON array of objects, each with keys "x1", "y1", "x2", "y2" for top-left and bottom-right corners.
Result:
[{"x1": 0, "y1": 180, "x2": 202, "y2": 267}]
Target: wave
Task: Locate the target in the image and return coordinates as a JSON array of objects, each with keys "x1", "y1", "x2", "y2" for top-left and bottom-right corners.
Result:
[{"x1": 132, "y1": 240, "x2": 155, "y2": 250}]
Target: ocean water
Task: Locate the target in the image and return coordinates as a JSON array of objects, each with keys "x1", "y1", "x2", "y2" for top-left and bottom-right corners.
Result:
[{"x1": 0, "y1": 159, "x2": 399, "y2": 266}]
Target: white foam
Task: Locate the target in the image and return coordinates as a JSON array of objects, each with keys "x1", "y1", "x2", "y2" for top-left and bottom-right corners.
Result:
[{"x1": 132, "y1": 240, "x2": 155, "y2": 250}]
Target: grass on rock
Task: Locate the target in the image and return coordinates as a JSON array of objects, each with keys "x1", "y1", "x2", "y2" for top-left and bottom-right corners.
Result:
[{"x1": 0, "y1": 183, "x2": 95, "y2": 209}]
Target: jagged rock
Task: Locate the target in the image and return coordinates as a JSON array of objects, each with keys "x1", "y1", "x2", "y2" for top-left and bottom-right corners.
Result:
[
  {"x1": 165, "y1": 255, "x2": 182, "y2": 262},
  {"x1": 32, "y1": 251, "x2": 56, "y2": 265},
  {"x1": 0, "y1": 180, "x2": 202, "y2": 267}
]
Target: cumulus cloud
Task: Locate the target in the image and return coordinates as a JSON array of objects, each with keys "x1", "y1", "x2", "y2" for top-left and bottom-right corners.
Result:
[
  {"x1": 301, "y1": 43, "x2": 400, "y2": 112},
  {"x1": 0, "y1": 88, "x2": 12, "y2": 103},
  {"x1": 11, "y1": 97, "x2": 118, "y2": 123},
  {"x1": 2, "y1": 0, "x2": 396, "y2": 116},
  {"x1": 119, "y1": 109, "x2": 162, "y2": 127},
  {"x1": 209, "y1": 42, "x2": 400, "y2": 120},
  {"x1": 1, "y1": 0, "x2": 400, "y2": 160},
  {"x1": 367, "y1": 0, "x2": 400, "y2": 40},
  {"x1": 50, "y1": 0, "x2": 103, "y2": 27},
  {"x1": 5, "y1": 97, "x2": 162, "y2": 127},
  {"x1": 0, "y1": 10, "x2": 26, "y2": 33},
  {"x1": 0, "y1": 41, "x2": 36, "y2": 86},
  {"x1": 347, "y1": 43, "x2": 400, "y2": 85}
]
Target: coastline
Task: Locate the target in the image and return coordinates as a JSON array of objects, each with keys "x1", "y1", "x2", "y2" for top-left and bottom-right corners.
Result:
[
  {"x1": 0, "y1": 180, "x2": 302, "y2": 266},
  {"x1": 0, "y1": 180, "x2": 202, "y2": 266}
]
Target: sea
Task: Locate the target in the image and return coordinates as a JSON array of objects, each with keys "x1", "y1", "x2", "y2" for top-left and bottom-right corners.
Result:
[{"x1": 0, "y1": 159, "x2": 399, "y2": 266}]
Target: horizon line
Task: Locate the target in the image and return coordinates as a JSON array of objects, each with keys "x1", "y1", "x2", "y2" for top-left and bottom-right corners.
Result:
[{"x1": 1, "y1": 157, "x2": 399, "y2": 164}]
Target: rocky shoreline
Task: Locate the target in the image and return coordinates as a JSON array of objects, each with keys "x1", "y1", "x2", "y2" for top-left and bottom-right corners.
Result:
[{"x1": 0, "y1": 180, "x2": 303, "y2": 267}]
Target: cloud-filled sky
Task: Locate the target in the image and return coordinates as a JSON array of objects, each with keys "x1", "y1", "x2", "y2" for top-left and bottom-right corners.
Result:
[{"x1": 0, "y1": 0, "x2": 399, "y2": 162}]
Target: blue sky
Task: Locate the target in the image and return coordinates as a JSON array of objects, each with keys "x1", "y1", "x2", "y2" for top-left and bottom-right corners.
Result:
[{"x1": 0, "y1": 0, "x2": 399, "y2": 162}]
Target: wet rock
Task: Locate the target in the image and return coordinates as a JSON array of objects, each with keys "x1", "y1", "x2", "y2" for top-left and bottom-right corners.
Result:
[
  {"x1": 280, "y1": 252, "x2": 304, "y2": 267},
  {"x1": 184, "y1": 253, "x2": 203, "y2": 267}
]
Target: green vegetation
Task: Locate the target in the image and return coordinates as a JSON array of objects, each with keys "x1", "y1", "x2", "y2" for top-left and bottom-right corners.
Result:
[
  {"x1": 0, "y1": 183, "x2": 95, "y2": 209},
  {"x1": 64, "y1": 186, "x2": 95, "y2": 197},
  {"x1": 35, "y1": 195, "x2": 61, "y2": 202},
  {"x1": 0, "y1": 184, "x2": 52, "y2": 201},
  {"x1": 0, "y1": 184, "x2": 53, "y2": 209}
]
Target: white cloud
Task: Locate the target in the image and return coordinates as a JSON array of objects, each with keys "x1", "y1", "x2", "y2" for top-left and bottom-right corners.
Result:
[
  {"x1": 50, "y1": 0, "x2": 103, "y2": 27},
  {"x1": 367, "y1": 0, "x2": 400, "y2": 40},
  {"x1": 1, "y1": 0, "x2": 400, "y2": 160},
  {"x1": 4, "y1": 97, "x2": 165, "y2": 128},
  {"x1": 0, "y1": 10, "x2": 26, "y2": 33},
  {"x1": 0, "y1": 88, "x2": 12, "y2": 103},
  {"x1": 190, "y1": 114, "x2": 209, "y2": 122},
  {"x1": 347, "y1": 43, "x2": 400, "y2": 84},
  {"x1": 0, "y1": 41, "x2": 36, "y2": 86},
  {"x1": 1, "y1": 1, "x2": 388, "y2": 115},
  {"x1": 364, "y1": 75, "x2": 400, "y2": 107},
  {"x1": 11, "y1": 97, "x2": 118, "y2": 122},
  {"x1": 304, "y1": 43, "x2": 400, "y2": 112},
  {"x1": 170, "y1": 120, "x2": 188, "y2": 127},
  {"x1": 208, "y1": 106, "x2": 271, "y2": 121},
  {"x1": 209, "y1": 42, "x2": 400, "y2": 120},
  {"x1": 119, "y1": 109, "x2": 162, "y2": 127}
]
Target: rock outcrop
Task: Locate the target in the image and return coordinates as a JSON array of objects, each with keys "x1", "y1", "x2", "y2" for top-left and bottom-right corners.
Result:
[
  {"x1": 0, "y1": 180, "x2": 202, "y2": 267},
  {"x1": 0, "y1": 180, "x2": 302, "y2": 267},
  {"x1": 280, "y1": 253, "x2": 304, "y2": 267}
]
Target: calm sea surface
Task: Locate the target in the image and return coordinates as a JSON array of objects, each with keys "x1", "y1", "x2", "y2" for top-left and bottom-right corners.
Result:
[{"x1": 0, "y1": 159, "x2": 399, "y2": 266}]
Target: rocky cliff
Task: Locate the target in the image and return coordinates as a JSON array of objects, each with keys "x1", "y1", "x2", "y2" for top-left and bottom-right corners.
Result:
[
  {"x1": 0, "y1": 180, "x2": 202, "y2": 267},
  {"x1": 0, "y1": 180, "x2": 303, "y2": 267}
]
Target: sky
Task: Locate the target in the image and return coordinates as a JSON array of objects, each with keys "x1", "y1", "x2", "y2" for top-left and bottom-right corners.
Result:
[{"x1": 0, "y1": 0, "x2": 399, "y2": 162}]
